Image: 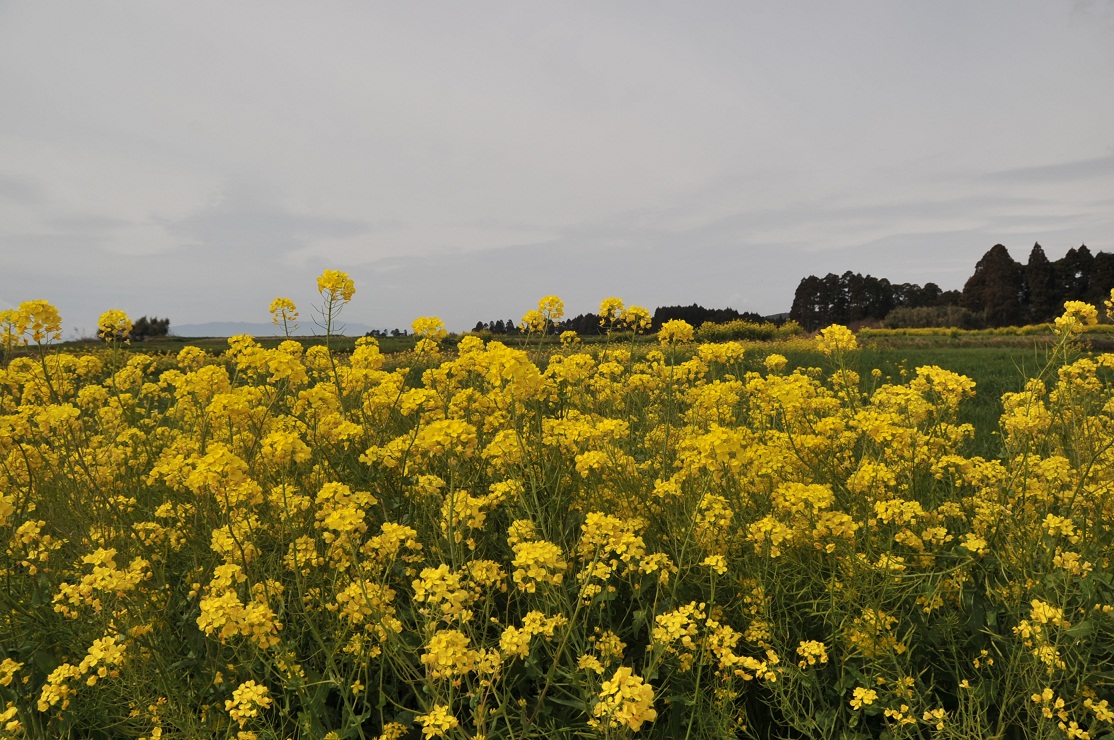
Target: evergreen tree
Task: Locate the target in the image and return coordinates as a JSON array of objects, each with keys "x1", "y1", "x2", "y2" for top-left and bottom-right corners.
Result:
[
  {"x1": 920, "y1": 283, "x2": 946, "y2": 306},
  {"x1": 845, "y1": 273, "x2": 894, "y2": 323},
  {"x1": 892, "y1": 282, "x2": 946, "y2": 308},
  {"x1": 789, "y1": 275, "x2": 829, "y2": 330},
  {"x1": 961, "y1": 244, "x2": 1024, "y2": 327},
  {"x1": 822, "y1": 273, "x2": 848, "y2": 324},
  {"x1": 939, "y1": 289, "x2": 962, "y2": 305},
  {"x1": 1088, "y1": 250, "x2": 1114, "y2": 307},
  {"x1": 1056, "y1": 245, "x2": 1093, "y2": 302},
  {"x1": 558, "y1": 313, "x2": 604, "y2": 335},
  {"x1": 651, "y1": 304, "x2": 759, "y2": 330},
  {"x1": 131, "y1": 316, "x2": 170, "y2": 340},
  {"x1": 1024, "y1": 243, "x2": 1059, "y2": 323}
]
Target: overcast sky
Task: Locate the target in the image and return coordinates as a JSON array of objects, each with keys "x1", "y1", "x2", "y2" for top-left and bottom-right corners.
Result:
[{"x1": 2, "y1": 1, "x2": 1113, "y2": 335}]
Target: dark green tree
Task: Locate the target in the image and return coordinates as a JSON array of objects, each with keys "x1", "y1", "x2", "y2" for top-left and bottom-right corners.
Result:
[
  {"x1": 1088, "y1": 250, "x2": 1114, "y2": 308},
  {"x1": 845, "y1": 273, "x2": 894, "y2": 323},
  {"x1": 1024, "y1": 243, "x2": 1059, "y2": 323},
  {"x1": 651, "y1": 304, "x2": 762, "y2": 330},
  {"x1": 961, "y1": 244, "x2": 1024, "y2": 327},
  {"x1": 789, "y1": 275, "x2": 830, "y2": 330},
  {"x1": 1055, "y1": 245, "x2": 1093, "y2": 303},
  {"x1": 131, "y1": 316, "x2": 170, "y2": 340},
  {"x1": 556, "y1": 313, "x2": 604, "y2": 336}
]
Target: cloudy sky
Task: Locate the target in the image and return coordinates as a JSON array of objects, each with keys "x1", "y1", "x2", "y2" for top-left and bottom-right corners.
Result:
[{"x1": 2, "y1": 1, "x2": 1113, "y2": 335}]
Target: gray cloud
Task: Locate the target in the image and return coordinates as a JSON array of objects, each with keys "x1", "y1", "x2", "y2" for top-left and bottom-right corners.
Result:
[
  {"x1": 47, "y1": 213, "x2": 130, "y2": 233},
  {"x1": 984, "y1": 155, "x2": 1114, "y2": 183},
  {"x1": 0, "y1": 173, "x2": 45, "y2": 205},
  {"x1": 158, "y1": 182, "x2": 372, "y2": 259}
]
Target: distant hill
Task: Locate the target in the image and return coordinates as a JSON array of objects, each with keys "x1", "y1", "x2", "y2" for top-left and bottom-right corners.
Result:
[{"x1": 170, "y1": 321, "x2": 379, "y2": 338}]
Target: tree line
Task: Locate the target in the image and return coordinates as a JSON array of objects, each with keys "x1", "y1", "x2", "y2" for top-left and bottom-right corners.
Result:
[
  {"x1": 789, "y1": 243, "x2": 1114, "y2": 331},
  {"x1": 131, "y1": 316, "x2": 170, "y2": 340},
  {"x1": 789, "y1": 274, "x2": 959, "y2": 332},
  {"x1": 961, "y1": 243, "x2": 1114, "y2": 326},
  {"x1": 473, "y1": 304, "x2": 772, "y2": 337}
]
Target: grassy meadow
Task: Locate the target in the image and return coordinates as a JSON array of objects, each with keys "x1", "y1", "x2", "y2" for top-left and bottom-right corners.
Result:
[{"x1": 3, "y1": 282, "x2": 1114, "y2": 739}]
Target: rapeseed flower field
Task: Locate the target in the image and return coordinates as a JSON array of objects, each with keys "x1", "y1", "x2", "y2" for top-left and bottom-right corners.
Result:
[{"x1": 2, "y1": 276, "x2": 1114, "y2": 738}]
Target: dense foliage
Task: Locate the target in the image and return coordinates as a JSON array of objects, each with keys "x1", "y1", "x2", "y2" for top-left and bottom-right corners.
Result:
[
  {"x1": 790, "y1": 273, "x2": 960, "y2": 331},
  {"x1": 790, "y1": 243, "x2": 1114, "y2": 331}
]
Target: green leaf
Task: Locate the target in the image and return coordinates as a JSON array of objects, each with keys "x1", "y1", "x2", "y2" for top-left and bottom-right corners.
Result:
[
  {"x1": 547, "y1": 695, "x2": 588, "y2": 712},
  {"x1": 1064, "y1": 619, "x2": 1095, "y2": 638}
]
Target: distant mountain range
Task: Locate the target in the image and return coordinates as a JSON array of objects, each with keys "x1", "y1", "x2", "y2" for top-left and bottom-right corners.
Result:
[{"x1": 170, "y1": 321, "x2": 380, "y2": 338}]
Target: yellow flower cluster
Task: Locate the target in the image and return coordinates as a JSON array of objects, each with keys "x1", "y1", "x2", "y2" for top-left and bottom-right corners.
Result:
[
  {"x1": 1053, "y1": 300, "x2": 1098, "y2": 336},
  {"x1": 795, "y1": 639, "x2": 828, "y2": 668},
  {"x1": 816, "y1": 323, "x2": 858, "y2": 356},
  {"x1": 591, "y1": 666, "x2": 658, "y2": 732},
  {"x1": 36, "y1": 634, "x2": 127, "y2": 711},
  {"x1": 500, "y1": 610, "x2": 567, "y2": 659},
  {"x1": 0, "y1": 659, "x2": 22, "y2": 688},
  {"x1": 419, "y1": 629, "x2": 496, "y2": 681},
  {"x1": 411, "y1": 315, "x2": 448, "y2": 342},
  {"x1": 520, "y1": 295, "x2": 565, "y2": 334},
  {"x1": 52, "y1": 547, "x2": 151, "y2": 618},
  {"x1": 196, "y1": 564, "x2": 282, "y2": 649},
  {"x1": 225, "y1": 680, "x2": 272, "y2": 727},
  {"x1": 268, "y1": 297, "x2": 299, "y2": 336},
  {"x1": 333, "y1": 580, "x2": 401, "y2": 639},
  {"x1": 412, "y1": 564, "x2": 474, "y2": 621},
  {"x1": 97, "y1": 309, "x2": 133, "y2": 342},
  {"x1": 416, "y1": 704, "x2": 458, "y2": 738},
  {"x1": 651, "y1": 602, "x2": 706, "y2": 671},
  {"x1": 597, "y1": 297, "x2": 652, "y2": 333},
  {"x1": 576, "y1": 512, "x2": 647, "y2": 596},
  {"x1": 1, "y1": 299, "x2": 63, "y2": 346},
  {"x1": 316, "y1": 269, "x2": 356, "y2": 303},
  {"x1": 850, "y1": 686, "x2": 878, "y2": 710},
  {"x1": 511, "y1": 539, "x2": 566, "y2": 593},
  {"x1": 658, "y1": 319, "x2": 694, "y2": 344}
]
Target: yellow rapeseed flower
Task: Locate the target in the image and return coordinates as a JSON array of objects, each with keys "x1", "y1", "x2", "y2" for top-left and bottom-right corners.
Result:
[
  {"x1": 416, "y1": 704, "x2": 459, "y2": 738},
  {"x1": 592, "y1": 666, "x2": 657, "y2": 732},
  {"x1": 511, "y1": 540, "x2": 566, "y2": 592},
  {"x1": 658, "y1": 319, "x2": 694, "y2": 344},
  {"x1": 816, "y1": 324, "x2": 858, "y2": 356},
  {"x1": 411, "y1": 316, "x2": 448, "y2": 341},
  {"x1": 764, "y1": 353, "x2": 788, "y2": 372},
  {"x1": 18, "y1": 299, "x2": 63, "y2": 344},
  {"x1": 598, "y1": 297, "x2": 625, "y2": 327},
  {"x1": 795, "y1": 640, "x2": 828, "y2": 668},
  {"x1": 1053, "y1": 300, "x2": 1098, "y2": 336},
  {"x1": 269, "y1": 297, "x2": 299, "y2": 336},
  {"x1": 0, "y1": 659, "x2": 23, "y2": 688},
  {"x1": 850, "y1": 687, "x2": 877, "y2": 710},
  {"x1": 97, "y1": 309, "x2": 132, "y2": 342},
  {"x1": 619, "y1": 305, "x2": 652, "y2": 333},
  {"x1": 420, "y1": 629, "x2": 479, "y2": 679},
  {"x1": 523, "y1": 295, "x2": 565, "y2": 333},
  {"x1": 316, "y1": 269, "x2": 356, "y2": 302},
  {"x1": 225, "y1": 681, "x2": 272, "y2": 727}
]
